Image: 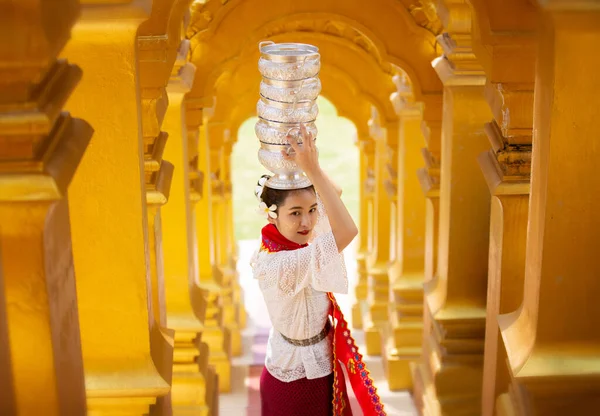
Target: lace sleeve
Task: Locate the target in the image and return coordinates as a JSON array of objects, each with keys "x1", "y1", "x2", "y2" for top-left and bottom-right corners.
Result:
[
  {"x1": 253, "y1": 231, "x2": 348, "y2": 296},
  {"x1": 310, "y1": 193, "x2": 331, "y2": 242}
]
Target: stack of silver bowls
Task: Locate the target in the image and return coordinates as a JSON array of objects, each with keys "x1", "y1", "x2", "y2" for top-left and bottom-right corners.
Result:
[{"x1": 255, "y1": 41, "x2": 321, "y2": 189}]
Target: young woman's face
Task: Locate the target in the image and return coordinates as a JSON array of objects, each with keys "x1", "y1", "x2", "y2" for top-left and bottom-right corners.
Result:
[{"x1": 269, "y1": 189, "x2": 318, "y2": 245}]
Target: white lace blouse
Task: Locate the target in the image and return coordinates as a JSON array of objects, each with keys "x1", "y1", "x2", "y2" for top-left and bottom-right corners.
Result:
[{"x1": 250, "y1": 199, "x2": 349, "y2": 382}]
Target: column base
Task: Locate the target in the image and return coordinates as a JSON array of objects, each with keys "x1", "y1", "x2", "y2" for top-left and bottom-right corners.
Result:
[
  {"x1": 365, "y1": 323, "x2": 383, "y2": 356},
  {"x1": 171, "y1": 370, "x2": 209, "y2": 416},
  {"x1": 384, "y1": 348, "x2": 419, "y2": 391},
  {"x1": 88, "y1": 398, "x2": 159, "y2": 416},
  {"x1": 86, "y1": 361, "x2": 170, "y2": 416},
  {"x1": 200, "y1": 281, "x2": 232, "y2": 392},
  {"x1": 383, "y1": 322, "x2": 423, "y2": 391},
  {"x1": 149, "y1": 326, "x2": 175, "y2": 416},
  {"x1": 364, "y1": 303, "x2": 389, "y2": 356},
  {"x1": 226, "y1": 322, "x2": 242, "y2": 357},
  {"x1": 351, "y1": 302, "x2": 364, "y2": 329},
  {"x1": 222, "y1": 302, "x2": 241, "y2": 356},
  {"x1": 171, "y1": 338, "x2": 211, "y2": 415},
  {"x1": 205, "y1": 365, "x2": 219, "y2": 415},
  {"x1": 410, "y1": 360, "x2": 441, "y2": 416},
  {"x1": 417, "y1": 305, "x2": 486, "y2": 415},
  {"x1": 203, "y1": 326, "x2": 231, "y2": 393}
]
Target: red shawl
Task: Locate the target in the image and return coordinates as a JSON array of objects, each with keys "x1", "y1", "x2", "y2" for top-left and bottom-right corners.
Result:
[{"x1": 260, "y1": 223, "x2": 386, "y2": 416}]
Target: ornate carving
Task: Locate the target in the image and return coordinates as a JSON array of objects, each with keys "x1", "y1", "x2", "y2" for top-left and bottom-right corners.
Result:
[
  {"x1": 187, "y1": 0, "x2": 212, "y2": 37},
  {"x1": 484, "y1": 120, "x2": 531, "y2": 180},
  {"x1": 365, "y1": 168, "x2": 376, "y2": 194},
  {"x1": 407, "y1": 0, "x2": 443, "y2": 36},
  {"x1": 384, "y1": 179, "x2": 398, "y2": 198},
  {"x1": 253, "y1": 18, "x2": 391, "y2": 74}
]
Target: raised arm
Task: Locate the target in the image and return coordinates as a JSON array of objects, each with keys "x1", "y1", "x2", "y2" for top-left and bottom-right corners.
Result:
[{"x1": 283, "y1": 125, "x2": 358, "y2": 252}]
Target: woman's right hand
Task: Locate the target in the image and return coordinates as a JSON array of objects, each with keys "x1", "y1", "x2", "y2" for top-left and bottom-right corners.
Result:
[{"x1": 282, "y1": 123, "x2": 320, "y2": 176}]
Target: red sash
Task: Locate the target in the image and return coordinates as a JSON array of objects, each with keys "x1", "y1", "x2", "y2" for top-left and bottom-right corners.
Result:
[{"x1": 260, "y1": 224, "x2": 386, "y2": 416}]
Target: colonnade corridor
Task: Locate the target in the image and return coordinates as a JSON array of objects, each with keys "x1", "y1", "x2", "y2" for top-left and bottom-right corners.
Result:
[
  {"x1": 3, "y1": 1, "x2": 600, "y2": 415},
  {"x1": 219, "y1": 240, "x2": 418, "y2": 416}
]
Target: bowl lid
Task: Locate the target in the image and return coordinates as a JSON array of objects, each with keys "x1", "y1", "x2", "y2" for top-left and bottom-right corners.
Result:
[{"x1": 259, "y1": 41, "x2": 320, "y2": 62}]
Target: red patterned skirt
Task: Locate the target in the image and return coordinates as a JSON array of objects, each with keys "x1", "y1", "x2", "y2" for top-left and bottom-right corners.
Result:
[{"x1": 260, "y1": 367, "x2": 334, "y2": 416}]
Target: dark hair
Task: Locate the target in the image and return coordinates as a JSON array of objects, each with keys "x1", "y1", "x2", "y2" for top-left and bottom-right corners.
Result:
[{"x1": 256, "y1": 175, "x2": 315, "y2": 212}]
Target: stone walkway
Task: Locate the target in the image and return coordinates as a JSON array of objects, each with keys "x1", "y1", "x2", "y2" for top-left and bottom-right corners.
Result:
[{"x1": 219, "y1": 240, "x2": 418, "y2": 416}]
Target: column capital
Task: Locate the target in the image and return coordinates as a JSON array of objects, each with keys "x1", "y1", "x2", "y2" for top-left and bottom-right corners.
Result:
[
  {"x1": 432, "y1": 54, "x2": 487, "y2": 86},
  {"x1": 185, "y1": 96, "x2": 216, "y2": 130},
  {"x1": 0, "y1": 0, "x2": 80, "y2": 103},
  {"x1": 138, "y1": 0, "x2": 194, "y2": 91},
  {"x1": 168, "y1": 40, "x2": 196, "y2": 94},
  {"x1": 433, "y1": 0, "x2": 487, "y2": 86}
]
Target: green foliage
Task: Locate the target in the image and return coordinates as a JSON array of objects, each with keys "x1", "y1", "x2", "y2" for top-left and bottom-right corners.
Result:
[{"x1": 231, "y1": 97, "x2": 359, "y2": 241}]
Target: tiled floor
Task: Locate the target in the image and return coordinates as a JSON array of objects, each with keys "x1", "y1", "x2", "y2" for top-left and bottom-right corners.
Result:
[{"x1": 219, "y1": 240, "x2": 418, "y2": 416}]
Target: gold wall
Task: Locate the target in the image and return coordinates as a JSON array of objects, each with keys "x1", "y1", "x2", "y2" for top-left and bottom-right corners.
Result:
[{"x1": 1, "y1": 0, "x2": 599, "y2": 415}]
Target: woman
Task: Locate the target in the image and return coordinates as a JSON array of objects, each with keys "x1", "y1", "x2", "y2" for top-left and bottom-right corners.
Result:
[{"x1": 251, "y1": 125, "x2": 386, "y2": 416}]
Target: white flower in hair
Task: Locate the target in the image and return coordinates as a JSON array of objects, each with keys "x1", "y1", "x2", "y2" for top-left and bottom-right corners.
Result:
[
  {"x1": 257, "y1": 201, "x2": 278, "y2": 219},
  {"x1": 255, "y1": 176, "x2": 269, "y2": 200}
]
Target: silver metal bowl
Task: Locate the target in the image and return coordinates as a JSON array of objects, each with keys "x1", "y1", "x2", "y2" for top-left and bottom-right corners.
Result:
[
  {"x1": 259, "y1": 41, "x2": 319, "y2": 63},
  {"x1": 258, "y1": 57, "x2": 320, "y2": 81},
  {"x1": 257, "y1": 148, "x2": 313, "y2": 190},
  {"x1": 260, "y1": 77, "x2": 321, "y2": 103},
  {"x1": 255, "y1": 118, "x2": 318, "y2": 145},
  {"x1": 257, "y1": 97, "x2": 318, "y2": 123}
]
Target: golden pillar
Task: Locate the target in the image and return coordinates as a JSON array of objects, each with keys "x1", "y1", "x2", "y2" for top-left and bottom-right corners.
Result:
[
  {"x1": 208, "y1": 130, "x2": 241, "y2": 358},
  {"x1": 62, "y1": 2, "x2": 169, "y2": 413},
  {"x1": 468, "y1": 0, "x2": 537, "y2": 413},
  {"x1": 351, "y1": 135, "x2": 375, "y2": 330},
  {"x1": 187, "y1": 100, "x2": 220, "y2": 412},
  {"x1": 221, "y1": 141, "x2": 246, "y2": 351},
  {"x1": 161, "y1": 39, "x2": 214, "y2": 414},
  {"x1": 190, "y1": 104, "x2": 232, "y2": 394},
  {"x1": 385, "y1": 76, "x2": 427, "y2": 390},
  {"x1": 0, "y1": 254, "x2": 14, "y2": 415},
  {"x1": 139, "y1": 2, "x2": 195, "y2": 414},
  {"x1": 418, "y1": 1, "x2": 493, "y2": 412},
  {"x1": 0, "y1": 1, "x2": 91, "y2": 413},
  {"x1": 496, "y1": 3, "x2": 600, "y2": 414},
  {"x1": 146, "y1": 160, "x2": 175, "y2": 416},
  {"x1": 365, "y1": 106, "x2": 395, "y2": 356},
  {"x1": 411, "y1": 119, "x2": 442, "y2": 413}
]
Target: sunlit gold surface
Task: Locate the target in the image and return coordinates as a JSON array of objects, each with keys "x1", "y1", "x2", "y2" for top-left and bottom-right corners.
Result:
[{"x1": 4, "y1": 1, "x2": 600, "y2": 415}]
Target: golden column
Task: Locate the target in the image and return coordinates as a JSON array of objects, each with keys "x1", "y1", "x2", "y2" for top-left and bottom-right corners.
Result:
[
  {"x1": 161, "y1": 38, "x2": 214, "y2": 414},
  {"x1": 410, "y1": 109, "x2": 442, "y2": 412},
  {"x1": 221, "y1": 140, "x2": 247, "y2": 348},
  {"x1": 139, "y1": 2, "x2": 194, "y2": 414},
  {"x1": 146, "y1": 156, "x2": 175, "y2": 416},
  {"x1": 365, "y1": 106, "x2": 395, "y2": 356},
  {"x1": 187, "y1": 99, "x2": 220, "y2": 412},
  {"x1": 468, "y1": 1, "x2": 537, "y2": 413},
  {"x1": 0, "y1": 1, "x2": 91, "y2": 413},
  {"x1": 418, "y1": 1, "x2": 493, "y2": 413},
  {"x1": 61, "y1": 2, "x2": 169, "y2": 413},
  {"x1": 351, "y1": 135, "x2": 376, "y2": 329},
  {"x1": 384, "y1": 74, "x2": 427, "y2": 391},
  {"x1": 190, "y1": 103, "x2": 232, "y2": 393},
  {"x1": 207, "y1": 125, "x2": 241, "y2": 358},
  {"x1": 496, "y1": 2, "x2": 600, "y2": 414}
]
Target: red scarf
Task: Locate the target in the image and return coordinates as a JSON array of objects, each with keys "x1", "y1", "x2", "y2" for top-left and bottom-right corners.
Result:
[{"x1": 260, "y1": 224, "x2": 386, "y2": 416}]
